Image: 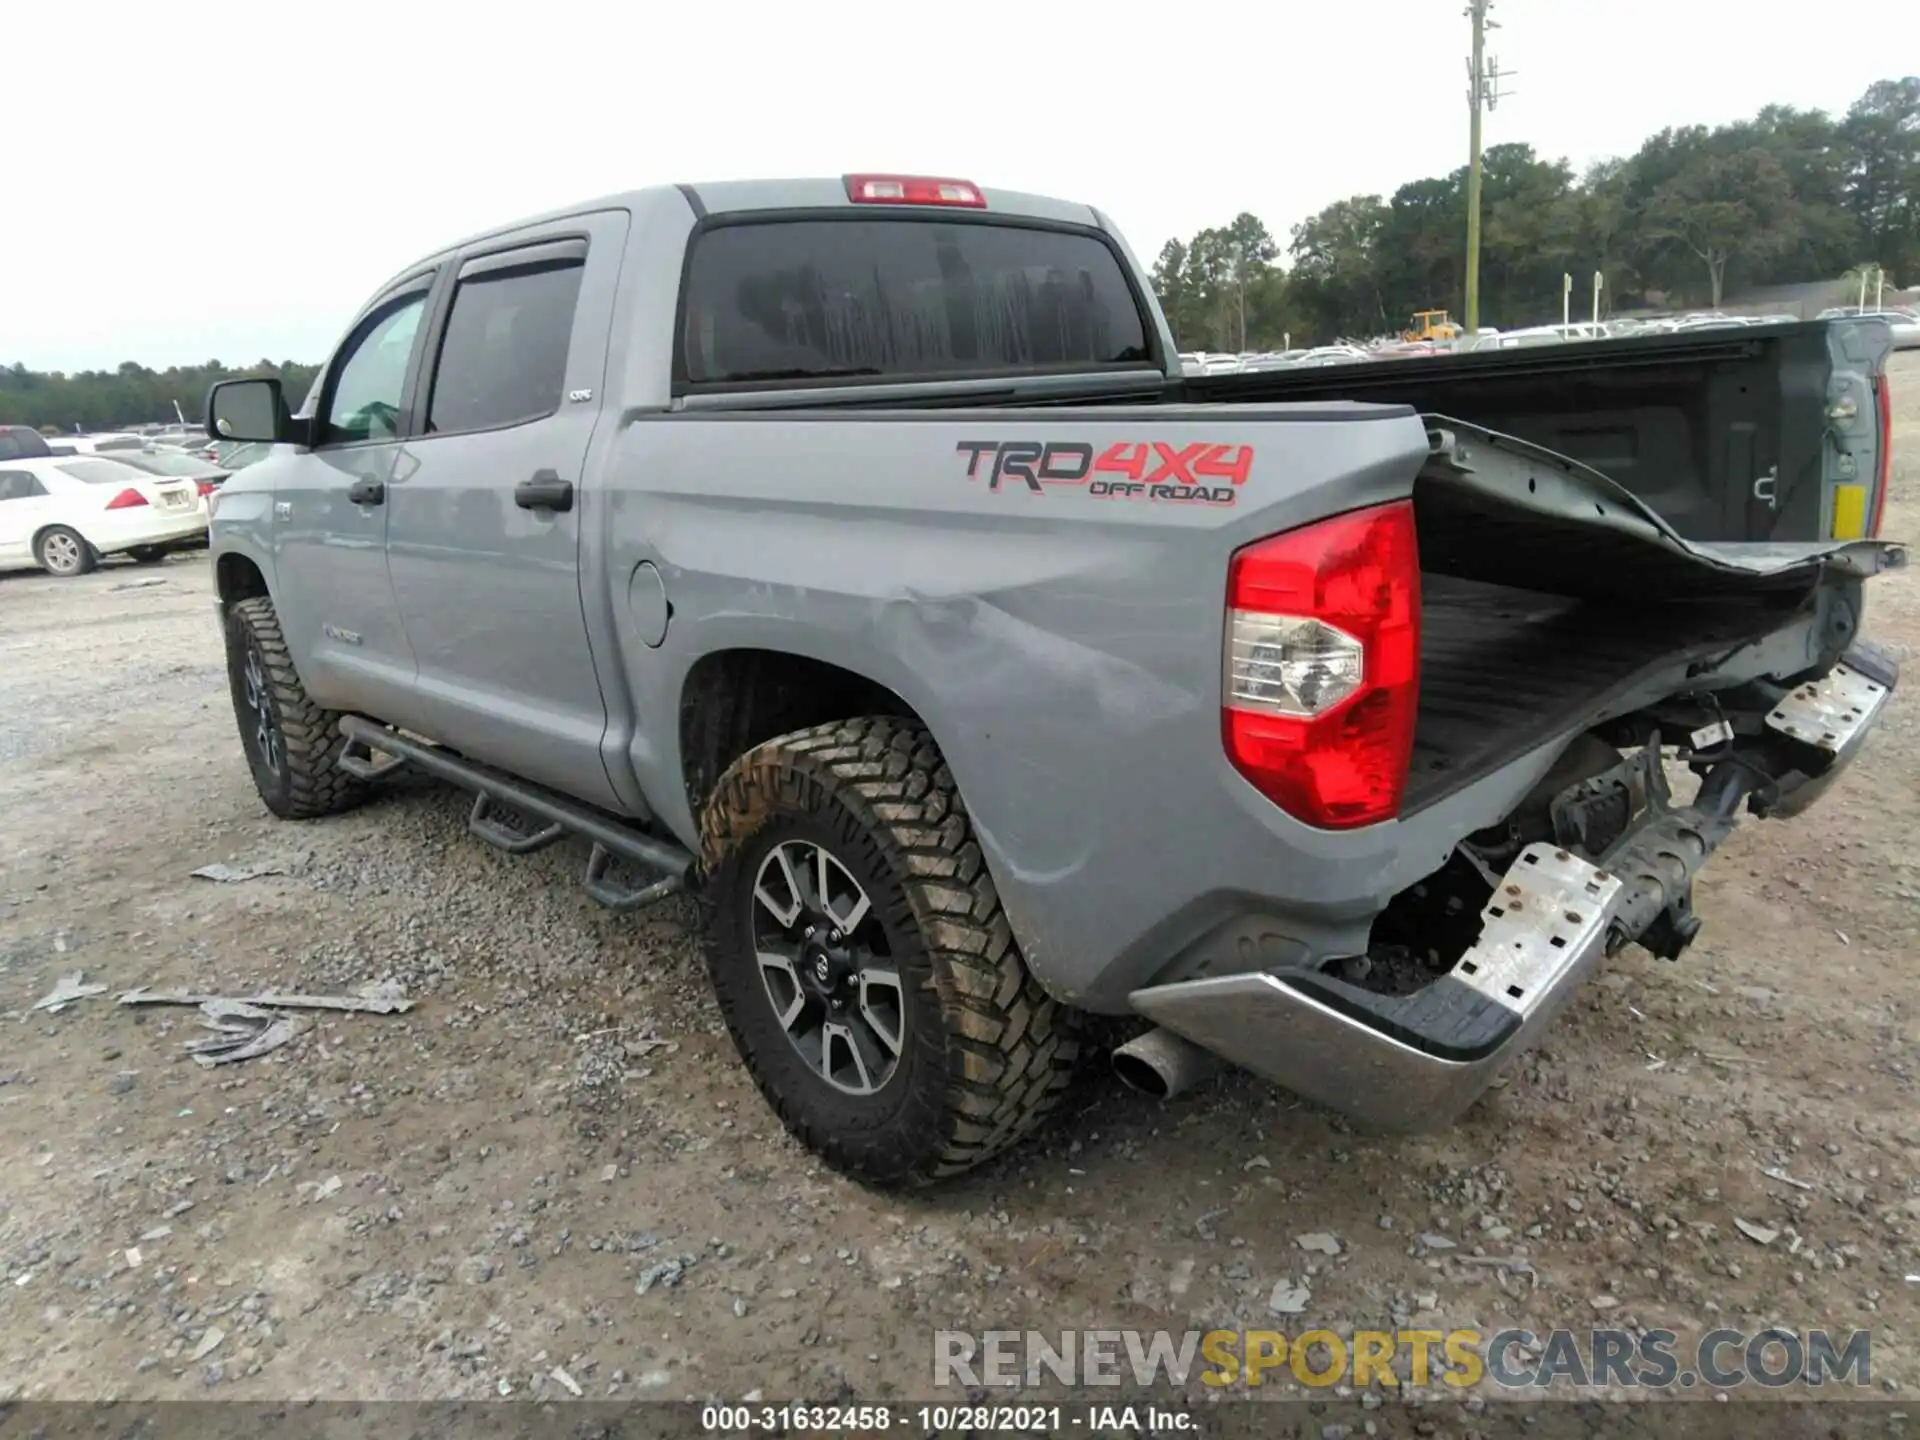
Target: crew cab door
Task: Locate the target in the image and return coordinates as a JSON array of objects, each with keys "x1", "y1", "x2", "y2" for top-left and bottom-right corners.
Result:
[
  {"x1": 271, "y1": 273, "x2": 436, "y2": 717},
  {"x1": 383, "y1": 211, "x2": 629, "y2": 808}
]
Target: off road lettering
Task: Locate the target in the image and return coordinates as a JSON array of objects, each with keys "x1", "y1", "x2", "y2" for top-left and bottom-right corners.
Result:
[{"x1": 959, "y1": 439, "x2": 1252, "y2": 505}]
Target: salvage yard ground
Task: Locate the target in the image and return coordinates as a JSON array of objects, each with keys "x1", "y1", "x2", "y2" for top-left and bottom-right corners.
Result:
[{"x1": 2, "y1": 355, "x2": 1917, "y2": 1419}]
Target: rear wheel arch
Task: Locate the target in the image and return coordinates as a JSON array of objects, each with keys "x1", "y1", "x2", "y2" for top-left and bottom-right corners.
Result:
[{"x1": 677, "y1": 647, "x2": 926, "y2": 815}]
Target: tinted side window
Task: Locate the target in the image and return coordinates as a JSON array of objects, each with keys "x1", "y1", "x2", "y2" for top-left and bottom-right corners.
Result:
[
  {"x1": 427, "y1": 259, "x2": 584, "y2": 434},
  {"x1": 323, "y1": 290, "x2": 429, "y2": 445},
  {"x1": 679, "y1": 219, "x2": 1152, "y2": 386},
  {"x1": 0, "y1": 470, "x2": 46, "y2": 501}
]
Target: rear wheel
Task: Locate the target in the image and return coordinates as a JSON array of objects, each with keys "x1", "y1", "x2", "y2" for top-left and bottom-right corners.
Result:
[
  {"x1": 126, "y1": 545, "x2": 170, "y2": 565},
  {"x1": 35, "y1": 527, "x2": 95, "y2": 577},
  {"x1": 698, "y1": 717, "x2": 1080, "y2": 1187},
  {"x1": 224, "y1": 596, "x2": 367, "y2": 819}
]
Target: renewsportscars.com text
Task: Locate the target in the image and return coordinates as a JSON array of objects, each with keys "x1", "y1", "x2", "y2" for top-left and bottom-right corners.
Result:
[{"x1": 933, "y1": 1327, "x2": 1872, "y2": 1391}]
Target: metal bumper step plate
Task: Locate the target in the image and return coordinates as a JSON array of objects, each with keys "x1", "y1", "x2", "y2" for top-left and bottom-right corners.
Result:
[
  {"x1": 1765, "y1": 661, "x2": 1892, "y2": 756},
  {"x1": 1452, "y1": 844, "x2": 1623, "y2": 1015}
]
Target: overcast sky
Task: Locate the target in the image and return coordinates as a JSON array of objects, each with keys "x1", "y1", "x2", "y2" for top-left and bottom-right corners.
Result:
[{"x1": 4, "y1": 0, "x2": 1907, "y2": 372}]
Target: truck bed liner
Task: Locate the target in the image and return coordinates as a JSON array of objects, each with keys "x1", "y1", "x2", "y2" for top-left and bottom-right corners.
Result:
[{"x1": 1406, "y1": 576, "x2": 1777, "y2": 810}]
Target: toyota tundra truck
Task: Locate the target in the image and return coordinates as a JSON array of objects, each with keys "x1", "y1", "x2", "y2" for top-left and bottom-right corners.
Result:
[{"x1": 203, "y1": 174, "x2": 1905, "y2": 1186}]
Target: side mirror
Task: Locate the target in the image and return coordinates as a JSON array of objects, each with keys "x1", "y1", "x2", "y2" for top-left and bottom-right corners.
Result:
[{"x1": 206, "y1": 379, "x2": 298, "y2": 445}]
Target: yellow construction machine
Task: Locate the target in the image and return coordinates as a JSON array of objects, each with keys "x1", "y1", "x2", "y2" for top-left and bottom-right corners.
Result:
[{"x1": 1401, "y1": 309, "x2": 1460, "y2": 342}]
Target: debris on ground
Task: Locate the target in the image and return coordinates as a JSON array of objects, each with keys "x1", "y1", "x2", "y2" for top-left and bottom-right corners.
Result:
[
  {"x1": 120, "y1": 979, "x2": 412, "y2": 1014},
  {"x1": 190, "y1": 1326, "x2": 227, "y2": 1362},
  {"x1": 32, "y1": 972, "x2": 107, "y2": 1013},
  {"x1": 1735, "y1": 1218, "x2": 1781, "y2": 1246},
  {"x1": 1458, "y1": 1254, "x2": 1538, "y2": 1288},
  {"x1": 1268, "y1": 1279, "x2": 1311, "y2": 1315},
  {"x1": 1760, "y1": 1166, "x2": 1815, "y2": 1191},
  {"x1": 551, "y1": 1366, "x2": 583, "y2": 1397},
  {"x1": 182, "y1": 1000, "x2": 304, "y2": 1067},
  {"x1": 1296, "y1": 1232, "x2": 1342, "y2": 1255},
  {"x1": 189, "y1": 861, "x2": 287, "y2": 884},
  {"x1": 635, "y1": 1255, "x2": 699, "y2": 1294}
]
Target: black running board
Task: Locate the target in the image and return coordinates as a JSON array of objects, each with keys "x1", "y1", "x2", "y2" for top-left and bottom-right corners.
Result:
[{"x1": 336, "y1": 717, "x2": 694, "y2": 911}]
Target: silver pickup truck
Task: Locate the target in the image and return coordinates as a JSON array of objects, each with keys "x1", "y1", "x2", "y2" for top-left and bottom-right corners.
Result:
[{"x1": 204, "y1": 174, "x2": 1905, "y2": 1186}]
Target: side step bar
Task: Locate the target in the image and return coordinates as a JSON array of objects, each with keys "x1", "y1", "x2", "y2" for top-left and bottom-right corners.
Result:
[{"x1": 336, "y1": 717, "x2": 695, "y2": 911}]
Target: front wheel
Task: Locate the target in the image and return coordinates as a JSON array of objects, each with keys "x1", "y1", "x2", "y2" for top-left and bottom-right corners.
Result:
[
  {"x1": 699, "y1": 717, "x2": 1080, "y2": 1187},
  {"x1": 223, "y1": 596, "x2": 367, "y2": 819}
]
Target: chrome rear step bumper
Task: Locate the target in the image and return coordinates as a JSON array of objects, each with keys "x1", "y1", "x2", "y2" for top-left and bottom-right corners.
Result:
[
  {"x1": 1129, "y1": 641, "x2": 1897, "y2": 1132},
  {"x1": 1129, "y1": 843, "x2": 1624, "y2": 1131}
]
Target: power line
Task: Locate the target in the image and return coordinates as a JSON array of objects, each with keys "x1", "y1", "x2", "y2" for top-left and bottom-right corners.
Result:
[{"x1": 1463, "y1": 0, "x2": 1517, "y2": 334}]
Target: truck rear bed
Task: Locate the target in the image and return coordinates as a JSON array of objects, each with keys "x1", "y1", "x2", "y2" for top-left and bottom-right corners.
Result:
[
  {"x1": 1181, "y1": 321, "x2": 1891, "y2": 544},
  {"x1": 1408, "y1": 576, "x2": 1781, "y2": 810},
  {"x1": 1399, "y1": 418, "x2": 1901, "y2": 810}
]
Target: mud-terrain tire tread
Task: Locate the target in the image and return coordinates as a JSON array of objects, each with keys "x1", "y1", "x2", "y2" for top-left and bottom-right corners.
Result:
[
  {"x1": 698, "y1": 716, "x2": 1080, "y2": 1186},
  {"x1": 226, "y1": 595, "x2": 367, "y2": 820}
]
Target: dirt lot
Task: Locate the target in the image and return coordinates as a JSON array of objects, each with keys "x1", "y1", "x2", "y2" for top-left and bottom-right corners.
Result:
[{"x1": 2, "y1": 356, "x2": 1917, "y2": 1424}]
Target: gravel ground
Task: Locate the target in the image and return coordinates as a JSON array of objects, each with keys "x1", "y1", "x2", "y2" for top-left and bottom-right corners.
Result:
[{"x1": 2, "y1": 356, "x2": 1917, "y2": 1425}]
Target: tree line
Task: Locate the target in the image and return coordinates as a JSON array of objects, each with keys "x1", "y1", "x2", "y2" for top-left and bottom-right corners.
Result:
[
  {"x1": 0, "y1": 360, "x2": 320, "y2": 435},
  {"x1": 1153, "y1": 76, "x2": 1920, "y2": 351}
]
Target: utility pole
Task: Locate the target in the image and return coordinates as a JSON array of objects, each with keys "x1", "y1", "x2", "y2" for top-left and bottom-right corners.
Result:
[{"x1": 1463, "y1": 1, "x2": 1515, "y2": 334}]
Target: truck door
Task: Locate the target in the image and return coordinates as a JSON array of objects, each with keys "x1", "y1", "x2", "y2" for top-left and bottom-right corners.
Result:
[
  {"x1": 271, "y1": 274, "x2": 435, "y2": 718},
  {"x1": 382, "y1": 211, "x2": 629, "y2": 809}
]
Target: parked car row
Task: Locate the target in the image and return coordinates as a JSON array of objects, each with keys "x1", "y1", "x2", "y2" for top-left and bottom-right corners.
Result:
[
  {"x1": 0, "y1": 424, "x2": 238, "y2": 576},
  {"x1": 0, "y1": 453, "x2": 210, "y2": 576},
  {"x1": 1177, "y1": 304, "x2": 1914, "y2": 376}
]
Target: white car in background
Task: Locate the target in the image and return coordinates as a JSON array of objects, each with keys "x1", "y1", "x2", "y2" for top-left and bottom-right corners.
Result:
[
  {"x1": 41, "y1": 432, "x2": 149, "y2": 456},
  {"x1": 1818, "y1": 306, "x2": 1920, "y2": 350},
  {"x1": 0, "y1": 455, "x2": 209, "y2": 577}
]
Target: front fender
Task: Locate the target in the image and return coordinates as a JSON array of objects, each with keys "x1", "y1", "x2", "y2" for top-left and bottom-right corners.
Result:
[{"x1": 209, "y1": 487, "x2": 279, "y2": 612}]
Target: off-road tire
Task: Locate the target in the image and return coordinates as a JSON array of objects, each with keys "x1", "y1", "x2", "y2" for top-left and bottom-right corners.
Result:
[
  {"x1": 35, "y1": 526, "x2": 96, "y2": 577},
  {"x1": 699, "y1": 717, "x2": 1080, "y2": 1187},
  {"x1": 224, "y1": 596, "x2": 367, "y2": 820}
]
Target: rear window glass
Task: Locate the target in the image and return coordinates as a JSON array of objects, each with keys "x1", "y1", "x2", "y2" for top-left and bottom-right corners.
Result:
[
  {"x1": 0, "y1": 426, "x2": 53, "y2": 461},
  {"x1": 679, "y1": 218, "x2": 1152, "y2": 386},
  {"x1": 115, "y1": 452, "x2": 209, "y2": 476},
  {"x1": 57, "y1": 459, "x2": 147, "y2": 484}
]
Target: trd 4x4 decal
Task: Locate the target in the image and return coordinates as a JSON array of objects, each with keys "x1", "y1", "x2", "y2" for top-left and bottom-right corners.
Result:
[{"x1": 955, "y1": 440, "x2": 1252, "y2": 505}]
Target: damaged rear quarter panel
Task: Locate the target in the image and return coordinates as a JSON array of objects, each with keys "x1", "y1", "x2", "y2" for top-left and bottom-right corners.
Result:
[{"x1": 597, "y1": 404, "x2": 1443, "y2": 1006}]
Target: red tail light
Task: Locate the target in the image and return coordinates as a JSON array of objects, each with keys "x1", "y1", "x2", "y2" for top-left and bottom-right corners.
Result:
[
  {"x1": 195, "y1": 480, "x2": 217, "y2": 497},
  {"x1": 105, "y1": 488, "x2": 149, "y2": 510},
  {"x1": 844, "y1": 174, "x2": 986, "y2": 208},
  {"x1": 1868, "y1": 376, "x2": 1892, "y2": 539},
  {"x1": 1222, "y1": 500, "x2": 1422, "y2": 829}
]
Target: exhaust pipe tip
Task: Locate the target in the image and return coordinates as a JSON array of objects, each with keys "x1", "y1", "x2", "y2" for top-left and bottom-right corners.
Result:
[{"x1": 1111, "y1": 1026, "x2": 1225, "y2": 1101}]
